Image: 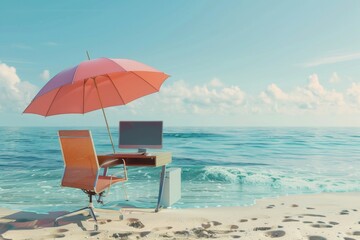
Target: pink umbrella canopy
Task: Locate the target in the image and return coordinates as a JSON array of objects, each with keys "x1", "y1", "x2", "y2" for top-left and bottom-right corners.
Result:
[
  {"x1": 24, "y1": 58, "x2": 169, "y2": 116},
  {"x1": 24, "y1": 57, "x2": 169, "y2": 153}
]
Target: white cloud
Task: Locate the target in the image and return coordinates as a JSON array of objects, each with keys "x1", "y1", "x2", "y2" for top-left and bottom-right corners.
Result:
[
  {"x1": 266, "y1": 83, "x2": 288, "y2": 100},
  {"x1": 329, "y1": 72, "x2": 340, "y2": 83},
  {"x1": 209, "y1": 78, "x2": 223, "y2": 87},
  {"x1": 126, "y1": 75, "x2": 360, "y2": 118},
  {"x1": 259, "y1": 74, "x2": 347, "y2": 114},
  {"x1": 303, "y1": 52, "x2": 360, "y2": 67},
  {"x1": 163, "y1": 81, "x2": 246, "y2": 114},
  {"x1": 346, "y1": 83, "x2": 360, "y2": 107},
  {"x1": 0, "y1": 63, "x2": 38, "y2": 112},
  {"x1": 40, "y1": 70, "x2": 50, "y2": 80},
  {"x1": 307, "y1": 74, "x2": 327, "y2": 97},
  {"x1": 129, "y1": 80, "x2": 246, "y2": 115}
]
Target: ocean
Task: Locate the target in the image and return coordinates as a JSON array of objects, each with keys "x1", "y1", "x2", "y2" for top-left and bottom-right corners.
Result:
[{"x1": 0, "y1": 127, "x2": 359, "y2": 213}]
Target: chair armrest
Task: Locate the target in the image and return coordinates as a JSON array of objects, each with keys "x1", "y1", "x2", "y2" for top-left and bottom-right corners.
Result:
[
  {"x1": 99, "y1": 158, "x2": 122, "y2": 168},
  {"x1": 97, "y1": 154, "x2": 126, "y2": 168},
  {"x1": 110, "y1": 158, "x2": 128, "y2": 181}
]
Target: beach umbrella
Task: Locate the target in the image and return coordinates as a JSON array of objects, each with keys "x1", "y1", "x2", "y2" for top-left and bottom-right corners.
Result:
[{"x1": 23, "y1": 56, "x2": 169, "y2": 153}]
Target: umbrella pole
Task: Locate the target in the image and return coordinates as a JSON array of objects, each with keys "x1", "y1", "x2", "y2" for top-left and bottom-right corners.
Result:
[
  {"x1": 93, "y1": 78, "x2": 116, "y2": 154},
  {"x1": 87, "y1": 52, "x2": 115, "y2": 154}
]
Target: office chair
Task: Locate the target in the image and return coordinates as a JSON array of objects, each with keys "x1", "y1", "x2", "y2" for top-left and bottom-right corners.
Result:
[{"x1": 55, "y1": 130, "x2": 127, "y2": 230}]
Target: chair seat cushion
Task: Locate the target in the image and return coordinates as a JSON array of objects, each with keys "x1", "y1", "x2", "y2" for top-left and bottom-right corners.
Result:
[{"x1": 95, "y1": 175, "x2": 126, "y2": 193}]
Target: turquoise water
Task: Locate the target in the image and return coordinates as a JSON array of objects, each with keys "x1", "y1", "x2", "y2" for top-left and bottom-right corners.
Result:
[{"x1": 0, "y1": 127, "x2": 359, "y2": 213}]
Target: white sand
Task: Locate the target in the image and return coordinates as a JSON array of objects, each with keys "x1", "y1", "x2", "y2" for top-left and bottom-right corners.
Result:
[{"x1": 0, "y1": 192, "x2": 359, "y2": 240}]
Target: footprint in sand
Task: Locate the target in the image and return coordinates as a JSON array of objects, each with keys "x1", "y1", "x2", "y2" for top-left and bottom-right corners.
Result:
[
  {"x1": 202, "y1": 222, "x2": 211, "y2": 229},
  {"x1": 353, "y1": 231, "x2": 360, "y2": 236},
  {"x1": 159, "y1": 232, "x2": 174, "y2": 238},
  {"x1": 302, "y1": 214, "x2": 326, "y2": 218},
  {"x1": 340, "y1": 210, "x2": 349, "y2": 215},
  {"x1": 126, "y1": 218, "x2": 144, "y2": 229},
  {"x1": 174, "y1": 230, "x2": 190, "y2": 237},
  {"x1": 201, "y1": 222, "x2": 211, "y2": 229},
  {"x1": 328, "y1": 221, "x2": 339, "y2": 225},
  {"x1": 152, "y1": 226, "x2": 173, "y2": 231},
  {"x1": 282, "y1": 219, "x2": 299, "y2": 222},
  {"x1": 344, "y1": 238, "x2": 356, "y2": 240},
  {"x1": 212, "y1": 221, "x2": 222, "y2": 226},
  {"x1": 267, "y1": 205, "x2": 275, "y2": 209},
  {"x1": 192, "y1": 227, "x2": 217, "y2": 238},
  {"x1": 265, "y1": 230, "x2": 286, "y2": 238},
  {"x1": 49, "y1": 234, "x2": 65, "y2": 238},
  {"x1": 201, "y1": 221, "x2": 222, "y2": 229},
  {"x1": 229, "y1": 225, "x2": 239, "y2": 230},
  {"x1": 253, "y1": 227, "x2": 272, "y2": 231},
  {"x1": 308, "y1": 236, "x2": 327, "y2": 240},
  {"x1": 311, "y1": 224, "x2": 332, "y2": 228},
  {"x1": 112, "y1": 232, "x2": 132, "y2": 239},
  {"x1": 56, "y1": 229, "x2": 68, "y2": 233},
  {"x1": 239, "y1": 219, "x2": 248, "y2": 223},
  {"x1": 140, "y1": 231, "x2": 151, "y2": 238},
  {"x1": 89, "y1": 231, "x2": 100, "y2": 237}
]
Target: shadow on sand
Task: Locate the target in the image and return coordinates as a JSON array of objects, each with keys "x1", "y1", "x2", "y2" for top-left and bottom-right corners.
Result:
[{"x1": 0, "y1": 210, "x2": 90, "y2": 239}]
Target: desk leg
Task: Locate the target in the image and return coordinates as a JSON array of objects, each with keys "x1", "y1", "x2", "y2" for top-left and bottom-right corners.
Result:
[{"x1": 155, "y1": 165, "x2": 166, "y2": 212}]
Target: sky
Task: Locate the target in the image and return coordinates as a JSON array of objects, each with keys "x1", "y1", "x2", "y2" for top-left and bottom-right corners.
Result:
[{"x1": 2, "y1": 1, "x2": 360, "y2": 127}]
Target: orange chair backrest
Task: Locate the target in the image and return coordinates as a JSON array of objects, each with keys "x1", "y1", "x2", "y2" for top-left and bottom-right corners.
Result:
[{"x1": 58, "y1": 130, "x2": 99, "y2": 191}]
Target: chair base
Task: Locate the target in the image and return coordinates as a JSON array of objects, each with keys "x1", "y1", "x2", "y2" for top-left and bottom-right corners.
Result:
[{"x1": 54, "y1": 195, "x2": 98, "y2": 231}]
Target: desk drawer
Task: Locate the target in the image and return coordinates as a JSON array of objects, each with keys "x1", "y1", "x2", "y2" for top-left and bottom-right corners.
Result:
[
  {"x1": 125, "y1": 157, "x2": 157, "y2": 166},
  {"x1": 98, "y1": 152, "x2": 172, "y2": 167}
]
